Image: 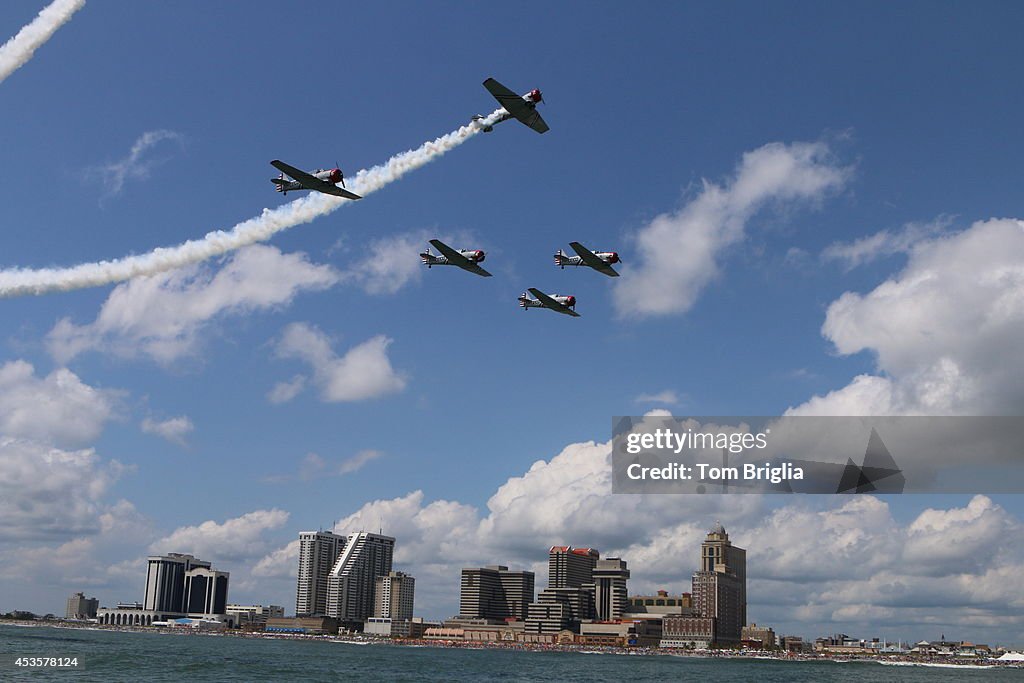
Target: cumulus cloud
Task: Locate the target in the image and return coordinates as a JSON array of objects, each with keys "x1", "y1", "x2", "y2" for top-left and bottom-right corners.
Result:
[
  {"x1": 0, "y1": 499, "x2": 152, "y2": 599},
  {"x1": 150, "y1": 509, "x2": 290, "y2": 563},
  {"x1": 821, "y1": 218, "x2": 951, "y2": 270},
  {"x1": 613, "y1": 141, "x2": 850, "y2": 317},
  {"x1": 140, "y1": 415, "x2": 194, "y2": 446},
  {"x1": 792, "y1": 218, "x2": 1024, "y2": 415},
  {"x1": 273, "y1": 322, "x2": 407, "y2": 403},
  {"x1": 47, "y1": 245, "x2": 339, "y2": 364},
  {"x1": 86, "y1": 129, "x2": 184, "y2": 198},
  {"x1": 0, "y1": 360, "x2": 118, "y2": 448},
  {"x1": 0, "y1": 438, "x2": 128, "y2": 541}
]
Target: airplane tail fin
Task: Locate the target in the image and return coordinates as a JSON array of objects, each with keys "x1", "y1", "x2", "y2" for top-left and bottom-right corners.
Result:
[
  {"x1": 271, "y1": 174, "x2": 287, "y2": 192},
  {"x1": 518, "y1": 292, "x2": 530, "y2": 308},
  {"x1": 554, "y1": 250, "x2": 570, "y2": 267},
  {"x1": 471, "y1": 114, "x2": 494, "y2": 133}
]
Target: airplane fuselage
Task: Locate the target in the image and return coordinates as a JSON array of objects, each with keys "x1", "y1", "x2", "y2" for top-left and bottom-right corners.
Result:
[
  {"x1": 518, "y1": 293, "x2": 575, "y2": 310},
  {"x1": 272, "y1": 168, "x2": 344, "y2": 194},
  {"x1": 420, "y1": 249, "x2": 486, "y2": 267},
  {"x1": 554, "y1": 251, "x2": 620, "y2": 268}
]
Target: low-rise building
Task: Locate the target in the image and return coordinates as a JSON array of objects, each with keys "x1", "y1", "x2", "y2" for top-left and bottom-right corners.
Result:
[
  {"x1": 742, "y1": 623, "x2": 776, "y2": 648},
  {"x1": 265, "y1": 616, "x2": 339, "y2": 635},
  {"x1": 660, "y1": 616, "x2": 716, "y2": 649},
  {"x1": 226, "y1": 604, "x2": 284, "y2": 629},
  {"x1": 65, "y1": 592, "x2": 99, "y2": 620}
]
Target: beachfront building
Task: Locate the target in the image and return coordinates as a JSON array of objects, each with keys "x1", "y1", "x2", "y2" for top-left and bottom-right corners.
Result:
[
  {"x1": 326, "y1": 532, "x2": 395, "y2": 628},
  {"x1": 296, "y1": 530, "x2": 346, "y2": 617},
  {"x1": 65, "y1": 592, "x2": 98, "y2": 620},
  {"x1": 592, "y1": 558, "x2": 630, "y2": 621},
  {"x1": 97, "y1": 553, "x2": 232, "y2": 627},
  {"x1": 742, "y1": 623, "x2": 777, "y2": 648},
  {"x1": 549, "y1": 546, "x2": 599, "y2": 589},
  {"x1": 374, "y1": 571, "x2": 415, "y2": 621},
  {"x1": 226, "y1": 604, "x2": 284, "y2": 629},
  {"x1": 691, "y1": 522, "x2": 745, "y2": 645},
  {"x1": 459, "y1": 565, "x2": 535, "y2": 622},
  {"x1": 627, "y1": 591, "x2": 692, "y2": 616}
]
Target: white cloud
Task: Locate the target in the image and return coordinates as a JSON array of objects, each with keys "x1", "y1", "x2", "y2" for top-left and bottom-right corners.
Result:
[
  {"x1": 634, "y1": 390, "x2": 680, "y2": 405},
  {"x1": 341, "y1": 229, "x2": 432, "y2": 295},
  {"x1": 0, "y1": 361, "x2": 118, "y2": 448},
  {"x1": 267, "y1": 375, "x2": 306, "y2": 404},
  {"x1": 613, "y1": 141, "x2": 850, "y2": 317},
  {"x1": 252, "y1": 539, "x2": 299, "y2": 579},
  {"x1": 792, "y1": 218, "x2": 1024, "y2": 415},
  {"x1": 821, "y1": 218, "x2": 951, "y2": 270},
  {"x1": 0, "y1": 438, "x2": 128, "y2": 541},
  {"x1": 273, "y1": 322, "x2": 407, "y2": 402},
  {"x1": 86, "y1": 130, "x2": 184, "y2": 197},
  {"x1": 47, "y1": 245, "x2": 339, "y2": 364},
  {"x1": 150, "y1": 509, "x2": 290, "y2": 563},
  {"x1": 140, "y1": 416, "x2": 194, "y2": 446},
  {"x1": 264, "y1": 449, "x2": 384, "y2": 483},
  {"x1": 338, "y1": 449, "x2": 384, "y2": 474}
]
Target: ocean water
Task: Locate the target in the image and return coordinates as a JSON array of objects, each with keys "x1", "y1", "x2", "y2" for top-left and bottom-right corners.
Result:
[{"x1": 2, "y1": 624, "x2": 1023, "y2": 682}]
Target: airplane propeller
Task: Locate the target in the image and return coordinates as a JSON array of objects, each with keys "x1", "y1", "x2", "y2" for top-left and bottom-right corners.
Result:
[{"x1": 336, "y1": 161, "x2": 346, "y2": 188}]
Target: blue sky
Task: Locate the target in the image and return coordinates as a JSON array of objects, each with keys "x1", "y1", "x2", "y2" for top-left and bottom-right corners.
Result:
[{"x1": 2, "y1": 1, "x2": 1023, "y2": 645}]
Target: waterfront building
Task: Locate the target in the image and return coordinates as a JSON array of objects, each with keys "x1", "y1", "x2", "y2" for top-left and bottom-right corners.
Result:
[
  {"x1": 742, "y1": 623, "x2": 777, "y2": 648},
  {"x1": 691, "y1": 522, "x2": 745, "y2": 645},
  {"x1": 296, "y1": 530, "x2": 346, "y2": 616},
  {"x1": 626, "y1": 590, "x2": 692, "y2": 616},
  {"x1": 548, "y1": 546, "x2": 599, "y2": 588},
  {"x1": 459, "y1": 565, "x2": 535, "y2": 621},
  {"x1": 374, "y1": 571, "x2": 415, "y2": 621},
  {"x1": 65, "y1": 592, "x2": 98, "y2": 620},
  {"x1": 225, "y1": 604, "x2": 284, "y2": 629},
  {"x1": 592, "y1": 558, "x2": 629, "y2": 621},
  {"x1": 326, "y1": 532, "x2": 395, "y2": 627}
]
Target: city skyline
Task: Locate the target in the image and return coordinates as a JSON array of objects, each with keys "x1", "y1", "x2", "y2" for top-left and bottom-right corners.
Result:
[{"x1": 1, "y1": 0, "x2": 1023, "y2": 649}]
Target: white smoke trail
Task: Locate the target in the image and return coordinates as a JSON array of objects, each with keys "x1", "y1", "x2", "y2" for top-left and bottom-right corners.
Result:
[
  {"x1": 0, "y1": 0, "x2": 85, "y2": 84},
  {"x1": 0, "y1": 109, "x2": 508, "y2": 297}
]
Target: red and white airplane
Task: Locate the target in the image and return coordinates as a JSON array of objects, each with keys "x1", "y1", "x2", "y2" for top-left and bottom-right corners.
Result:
[
  {"x1": 420, "y1": 239, "x2": 492, "y2": 278},
  {"x1": 473, "y1": 77, "x2": 549, "y2": 134},
  {"x1": 554, "y1": 242, "x2": 621, "y2": 277},
  {"x1": 518, "y1": 288, "x2": 580, "y2": 317},
  {"x1": 270, "y1": 160, "x2": 362, "y2": 200}
]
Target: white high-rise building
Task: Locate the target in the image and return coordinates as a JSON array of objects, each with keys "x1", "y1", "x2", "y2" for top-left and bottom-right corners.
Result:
[
  {"x1": 592, "y1": 558, "x2": 630, "y2": 621},
  {"x1": 296, "y1": 531, "x2": 346, "y2": 616},
  {"x1": 326, "y1": 532, "x2": 395, "y2": 626},
  {"x1": 374, "y1": 571, "x2": 415, "y2": 620}
]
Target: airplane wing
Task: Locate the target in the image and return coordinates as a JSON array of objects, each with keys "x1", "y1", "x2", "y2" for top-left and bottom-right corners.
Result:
[
  {"x1": 428, "y1": 239, "x2": 492, "y2": 277},
  {"x1": 528, "y1": 287, "x2": 580, "y2": 317},
  {"x1": 270, "y1": 160, "x2": 362, "y2": 200},
  {"x1": 483, "y1": 78, "x2": 549, "y2": 134},
  {"x1": 569, "y1": 241, "x2": 619, "y2": 277}
]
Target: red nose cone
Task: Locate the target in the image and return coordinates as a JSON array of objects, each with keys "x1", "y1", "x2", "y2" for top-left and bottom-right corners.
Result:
[
  {"x1": 330, "y1": 168, "x2": 343, "y2": 183},
  {"x1": 475, "y1": 251, "x2": 485, "y2": 262},
  {"x1": 609, "y1": 252, "x2": 620, "y2": 264},
  {"x1": 530, "y1": 88, "x2": 542, "y2": 103},
  {"x1": 567, "y1": 296, "x2": 576, "y2": 306}
]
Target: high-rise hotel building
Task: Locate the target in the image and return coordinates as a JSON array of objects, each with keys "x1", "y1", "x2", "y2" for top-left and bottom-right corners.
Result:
[
  {"x1": 459, "y1": 565, "x2": 535, "y2": 621},
  {"x1": 296, "y1": 531, "x2": 346, "y2": 616},
  {"x1": 326, "y1": 532, "x2": 395, "y2": 626}
]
